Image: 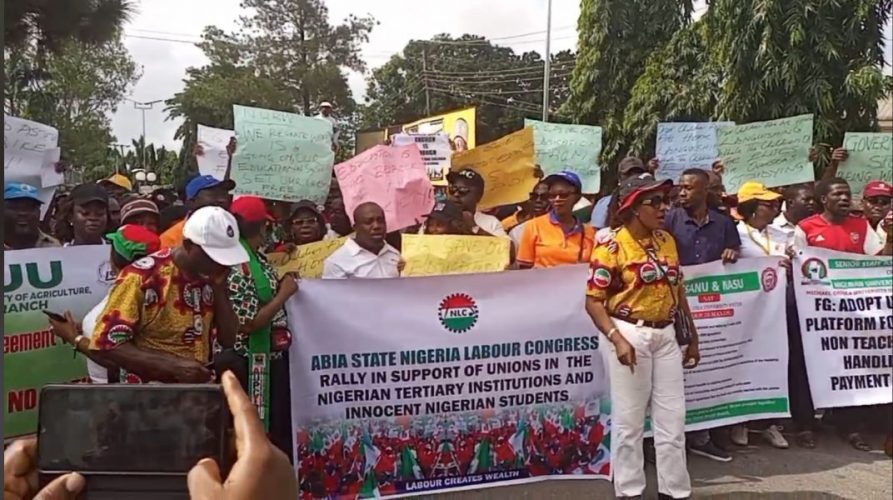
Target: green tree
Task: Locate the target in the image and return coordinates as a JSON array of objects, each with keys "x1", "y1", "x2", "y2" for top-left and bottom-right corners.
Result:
[
  {"x1": 707, "y1": 0, "x2": 891, "y2": 145},
  {"x1": 4, "y1": 37, "x2": 141, "y2": 176},
  {"x1": 166, "y1": 0, "x2": 374, "y2": 183},
  {"x1": 361, "y1": 35, "x2": 575, "y2": 144},
  {"x1": 564, "y1": 0, "x2": 692, "y2": 182},
  {"x1": 623, "y1": 20, "x2": 721, "y2": 156},
  {"x1": 5, "y1": 0, "x2": 135, "y2": 63}
]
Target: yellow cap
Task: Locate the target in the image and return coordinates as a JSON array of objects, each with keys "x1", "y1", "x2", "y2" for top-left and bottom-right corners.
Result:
[
  {"x1": 737, "y1": 181, "x2": 781, "y2": 203},
  {"x1": 100, "y1": 173, "x2": 133, "y2": 192}
]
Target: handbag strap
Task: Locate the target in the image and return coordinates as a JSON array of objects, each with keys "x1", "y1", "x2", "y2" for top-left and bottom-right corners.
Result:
[{"x1": 629, "y1": 232, "x2": 679, "y2": 308}]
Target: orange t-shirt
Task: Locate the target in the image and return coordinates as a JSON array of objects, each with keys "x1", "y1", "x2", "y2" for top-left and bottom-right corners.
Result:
[
  {"x1": 159, "y1": 219, "x2": 186, "y2": 249},
  {"x1": 517, "y1": 212, "x2": 595, "y2": 268}
]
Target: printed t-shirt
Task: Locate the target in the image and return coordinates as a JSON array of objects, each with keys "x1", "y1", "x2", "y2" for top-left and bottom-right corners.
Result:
[
  {"x1": 159, "y1": 219, "x2": 186, "y2": 248},
  {"x1": 587, "y1": 227, "x2": 681, "y2": 323},
  {"x1": 517, "y1": 212, "x2": 595, "y2": 268},
  {"x1": 793, "y1": 214, "x2": 883, "y2": 255},
  {"x1": 89, "y1": 248, "x2": 216, "y2": 383}
]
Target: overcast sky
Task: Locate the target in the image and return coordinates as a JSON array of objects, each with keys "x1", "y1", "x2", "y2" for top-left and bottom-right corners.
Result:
[{"x1": 110, "y1": 0, "x2": 892, "y2": 151}]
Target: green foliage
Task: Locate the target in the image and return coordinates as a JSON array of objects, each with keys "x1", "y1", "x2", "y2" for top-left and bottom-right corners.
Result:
[
  {"x1": 165, "y1": 0, "x2": 374, "y2": 185},
  {"x1": 623, "y1": 20, "x2": 722, "y2": 156},
  {"x1": 360, "y1": 35, "x2": 576, "y2": 145},
  {"x1": 564, "y1": 0, "x2": 691, "y2": 179},
  {"x1": 707, "y1": 0, "x2": 891, "y2": 145},
  {"x1": 4, "y1": 37, "x2": 141, "y2": 178},
  {"x1": 5, "y1": 0, "x2": 135, "y2": 58}
]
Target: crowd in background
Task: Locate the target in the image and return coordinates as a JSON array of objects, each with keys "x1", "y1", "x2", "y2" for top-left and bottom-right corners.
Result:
[{"x1": 4, "y1": 129, "x2": 893, "y2": 500}]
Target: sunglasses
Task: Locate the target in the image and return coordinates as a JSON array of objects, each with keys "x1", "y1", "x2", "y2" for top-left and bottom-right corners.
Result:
[
  {"x1": 864, "y1": 196, "x2": 892, "y2": 205},
  {"x1": 448, "y1": 186, "x2": 471, "y2": 196},
  {"x1": 530, "y1": 192, "x2": 550, "y2": 201},
  {"x1": 548, "y1": 192, "x2": 577, "y2": 201}
]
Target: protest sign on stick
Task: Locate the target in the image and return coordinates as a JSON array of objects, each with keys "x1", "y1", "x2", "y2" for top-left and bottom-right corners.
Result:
[
  {"x1": 390, "y1": 133, "x2": 452, "y2": 186},
  {"x1": 452, "y1": 128, "x2": 537, "y2": 209},
  {"x1": 402, "y1": 234, "x2": 510, "y2": 276},
  {"x1": 524, "y1": 120, "x2": 602, "y2": 193},
  {"x1": 232, "y1": 105, "x2": 335, "y2": 204},
  {"x1": 196, "y1": 124, "x2": 234, "y2": 180},
  {"x1": 4, "y1": 115, "x2": 60, "y2": 182},
  {"x1": 267, "y1": 237, "x2": 348, "y2": 279},
  {"x1": 793, "y1": 248, "x2": 893, "y2": 409},
  {"x1": 840, "y1": 133, "x2": 893, "y2": 198},
  {"x1": 334, "y1": 145, "x2": 435, "y2": 232},
  {"x1": 655, "y1": 122, "x2": 734, "y2": 182},
  {"x1": 287, "y1": 265, "x2": 610, "y2": 496},
  {"x1": 4, "y1": 246, "x2": 114, "y2": 439},
  {"x1": 717, "y1": 114, "x2": 814, "y2": 193}
]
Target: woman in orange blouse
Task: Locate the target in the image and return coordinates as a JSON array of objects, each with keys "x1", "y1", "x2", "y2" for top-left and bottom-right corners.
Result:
[
  {"x1": 585, "y1": 173, "x2": 700, "y2": 500},
  {"x1": 517, "y1": 171, "x2": 594, "y2": 268}
]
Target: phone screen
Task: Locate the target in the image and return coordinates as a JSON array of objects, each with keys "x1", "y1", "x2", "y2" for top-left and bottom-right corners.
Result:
[{"x1": 38, "y1": 385, "x2": 229, "y2": 474}]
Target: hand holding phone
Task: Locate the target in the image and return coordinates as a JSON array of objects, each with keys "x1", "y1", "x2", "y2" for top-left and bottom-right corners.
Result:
[{"x1": 187, "y1": 372, "x2": 297, "y2": 500}]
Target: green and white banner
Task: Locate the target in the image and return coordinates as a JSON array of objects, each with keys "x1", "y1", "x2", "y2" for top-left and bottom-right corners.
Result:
[
  {"x1": 793, "y1": 247, "x2": 893, "y2": 409},
  {"x1": 680, "y1": 256, "x2": 791, "y2": 430},
  {"x1": 3, "y1": 246, "x2": 114, "y2": 439}
]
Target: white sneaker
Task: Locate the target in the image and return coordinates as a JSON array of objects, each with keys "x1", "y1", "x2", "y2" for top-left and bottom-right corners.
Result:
[
  {"x1": 762, "y1": 425, "x2": 789, "y2": 449},
  {"x1": 730, "y1": 424, "x2": 749, "y2": 446}
]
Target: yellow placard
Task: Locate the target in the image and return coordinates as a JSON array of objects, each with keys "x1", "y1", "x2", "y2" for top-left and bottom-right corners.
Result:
[
  {"x1": 402, "y1": 234, "x2": 510, "y2": 277},
  {"x1": 267, "y1": 237, "x2": 347, "y2": 279},
  {"x1": 402, "y1": 107, "x2": 476, "y2": 149},
  {"x1": 451, "y1": 128, "x2": 537, "y2": 209}
]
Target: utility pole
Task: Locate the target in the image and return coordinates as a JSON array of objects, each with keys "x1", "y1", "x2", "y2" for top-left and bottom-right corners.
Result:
[
  {"x1": 129, "y1": 99, "x2": 163, "y2": 169},
  {"x1": 542, "y1": 0, "x2": 553, "y2": 122},
  {"x1": 422, "y1": 48, "x2": 431, "y2": 116}
]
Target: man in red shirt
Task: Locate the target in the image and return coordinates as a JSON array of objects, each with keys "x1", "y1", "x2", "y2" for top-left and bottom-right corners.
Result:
[
  {"x1": 792, "y1": 177, "x2": 892, "y2": 452},
  {"x1": 794, "y1": 177, "x2": 892, "y2": 256}
]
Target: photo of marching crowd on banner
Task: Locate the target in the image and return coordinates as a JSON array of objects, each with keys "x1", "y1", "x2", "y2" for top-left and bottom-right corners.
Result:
[{"x1": 294, "y1": 400, "x2": 611, "y2": 497}]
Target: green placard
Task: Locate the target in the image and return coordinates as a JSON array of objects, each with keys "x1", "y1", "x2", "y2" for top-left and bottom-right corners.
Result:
[
  {"x1": 717, "y1": 114, "x2": 814, "y2": 193},
  {"x1": 525, "y1": 119, "x2": 602, "y2": 193},
  {"x1": 840, "y1": 132, "x2": 893, "y2": 199},
  {"x1": 232, "y1": 105, "x2": 335, "y2": 204}
]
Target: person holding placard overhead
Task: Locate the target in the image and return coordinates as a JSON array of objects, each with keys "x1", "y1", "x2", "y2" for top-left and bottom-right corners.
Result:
[
  {"x1": 517, "y1": 171, "x2": 595, "y2": 269},
  {"x1": 585, "y1": 173, "x2": 699, "y2": 500}
]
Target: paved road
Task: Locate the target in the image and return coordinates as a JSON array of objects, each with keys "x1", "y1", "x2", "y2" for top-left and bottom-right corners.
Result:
[{"x1": 422, "y1": 431, "x2": 892, "y2": 499}]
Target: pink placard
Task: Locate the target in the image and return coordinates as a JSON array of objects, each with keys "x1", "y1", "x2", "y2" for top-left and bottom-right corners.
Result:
[{"x1": 334, "y1": 144, "x2": 435, "y2": 232}]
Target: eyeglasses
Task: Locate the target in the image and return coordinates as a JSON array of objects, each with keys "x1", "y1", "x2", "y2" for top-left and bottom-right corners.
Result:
[
  {"x1": 639, "y1": 195, "x2": 669, "y2": 207},
  {"x1": 548, "y1": 192, "x2": 576, "y2": 200},
  {"x1": 448, "y1": 186, "x2": 471, "y2": 196},
  {"x1": 529, "y1": 192, "x2": 550, "y2": 201}
]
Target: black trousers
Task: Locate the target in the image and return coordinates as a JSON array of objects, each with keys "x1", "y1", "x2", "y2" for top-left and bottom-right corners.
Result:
[
  {"x1": 216, "y1": 349, "x2": 294, "y2": 462},
  {"x1": 786, "y1": 286, "x2": 816, "y2": 431}
]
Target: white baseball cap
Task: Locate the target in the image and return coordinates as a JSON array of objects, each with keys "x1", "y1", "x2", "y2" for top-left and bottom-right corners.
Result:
[
  {"x1": 182, "y1": 206, "x2": 249, "y2": 266},
  {"x1": 319, "y1": 101, "x2": 333, "y2": 108}
]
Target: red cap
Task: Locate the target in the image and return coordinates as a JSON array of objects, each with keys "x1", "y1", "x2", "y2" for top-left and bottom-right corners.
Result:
[
  {"x1": 230, "y1": 196, "x2": 273, "y2": 223},
  {"x1": 863, "y1": 180, "x2": 893, "y2": 198}
]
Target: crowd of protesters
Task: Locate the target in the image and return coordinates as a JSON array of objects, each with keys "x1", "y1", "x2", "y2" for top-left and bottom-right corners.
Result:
[{"x1": 4, "y1": 120, "x2": 892, "y2": 500}]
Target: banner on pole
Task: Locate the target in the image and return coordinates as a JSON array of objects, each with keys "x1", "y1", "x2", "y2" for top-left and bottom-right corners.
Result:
[
  {"x1": 793, "y1": 248, "x2": 893, "y2": 409},
  {"x1": 287, "y1": 266, "x2": 611, "y2": 497},
  {"x1": 3, "y1": 246, "x2": 114, "y2": 438},
  {"x1": 680, "y1": 257, "x2": 791, "y2": 430}
]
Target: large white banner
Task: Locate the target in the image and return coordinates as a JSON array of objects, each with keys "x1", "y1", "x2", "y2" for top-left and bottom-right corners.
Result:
[
  {"x1": 793, "y1": 248, "x2": 893, "y2": 408},
  {"x1": 287, "y1": 266, "x2": 610, "y2": 497},
  {"x1": 680, "y1": 257, "x2": 790, "y2": 430}
]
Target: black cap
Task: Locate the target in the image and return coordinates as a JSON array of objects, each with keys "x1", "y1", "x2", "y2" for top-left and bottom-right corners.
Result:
[
  {"x1": 617, "y1": 173, "x2": 672, "y2": 212},
  {"x1": 446, "y1": 169, "x2": 485, "y2": 190},
  {"x1": 618, "y1": 157, "x2": 647, "y2": 176},
  {"x1": 70, "y1": 183, "x2": 109, "y2": 206},
  {"x1": 290, "y1": 200, "x2": 322, "y2": 217},
  {"x1": 424, "y1": 200, "x2": 464, "y2": 223}
]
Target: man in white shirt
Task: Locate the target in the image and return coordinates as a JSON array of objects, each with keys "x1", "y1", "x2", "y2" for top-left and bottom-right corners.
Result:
[
  {"x1": 323, "y1": 202, "x2": 402, "y2": 279},
  {"x1": 316, "y1": 101, "x2": 340, "y2": 153},
  {"x1": 445, "y1": 169, "x2": 508, "y2": 238},
  {"x1": 772, "y1": 183, "x2": 819, "y2": 238}
]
